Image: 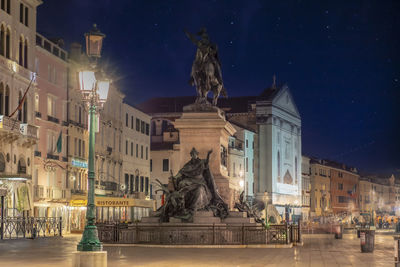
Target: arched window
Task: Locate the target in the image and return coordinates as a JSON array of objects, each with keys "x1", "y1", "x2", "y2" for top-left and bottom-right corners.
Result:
[
  {"x1": 19, "y1": 36, "x2": 23, "y2": 66},
  {"x1": 18, "y1": 91, "x2": 22, "y2": 121},
  {"x1": 5, "y1": 28, "x2": 10, "y2": 58},
  {"x1": 24, "y1": 39, "x2": 28, "y2": 68},
  {"x1": 0, "y1": 153, "x2": 5, "y2": 172},
  {"x1": 23, "y1": 96, "x2": 27, "y2": 123},
  {"x1": 4, "y1": 85, "x2": 9, "y2": 116},
  {"x1": 277, "y1": 151, "x2": 281, "y2": 179},
  {"x1": 0, "y1": 82, "x2": 3, "y2": 115},
  {"x1": 0, "y1": 25, "x2": 4, "y2": 56},
  {"x1": 18, "y1": 158, "x2": 26, "y2": 174}
]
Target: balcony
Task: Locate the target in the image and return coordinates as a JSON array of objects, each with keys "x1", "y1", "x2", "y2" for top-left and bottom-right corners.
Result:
[
  {"x1": 34, "y1": 151, "x2": 41, "y2": 157},
  {"x1": 62, "y1": 121, "x2": 68, "y2": 126},
  {"x1": 62, "y1": 157, "x2": 68, "y2": 162},
  {"x1": 0, "y1": 115, "x2": 21, "y2": 137},
  {"x1": 71, "y1": 189, "x2": 87, "y2": 195},
  {"x1": 47, "y1": 115, "x2": 60, "y2": 124},
  {"x1": 68, "y1": 120, "x2": 87, "y2": 129},
  {"x1": 35, "y1": 111, "x2": 42, "y2": 118},
  {"x1": 34, "y1": 185, "x2": 71, "y2": 201},
  {"x1": 47, "y1": 153, "x2": 59, "y2": 160},
  {"x1": 0, "y1": 54, "x2": 32, "y2": 81},
  {"x1": 104, "y1": 181, "x2": 117, "y2": 191}
]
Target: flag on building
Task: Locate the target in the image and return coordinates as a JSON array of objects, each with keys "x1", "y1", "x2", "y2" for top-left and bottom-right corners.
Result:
[{"x1": 56, "y1": 131, "x2": 62, "y2": 153}]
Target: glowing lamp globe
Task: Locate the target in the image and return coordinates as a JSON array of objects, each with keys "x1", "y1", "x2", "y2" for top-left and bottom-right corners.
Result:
[
  {"x1": 96, "y1": 79, "x2": 110, "y2": 104},
  {"x1": 78, "y1": 70, "x2": 96, "y2": 93},
  {"x1": 84, "y1": 24, "x2": 106, "y2": 58}
]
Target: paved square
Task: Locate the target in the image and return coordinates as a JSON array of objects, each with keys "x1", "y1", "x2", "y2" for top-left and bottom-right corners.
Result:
[{"x1": 0, "y1": 234, "x2": 394, "y2": 266}]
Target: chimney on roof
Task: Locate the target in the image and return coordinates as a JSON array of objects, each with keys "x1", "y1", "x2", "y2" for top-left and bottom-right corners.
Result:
[{"x1": 69, "y1": 42, "x2": 82, "y2": 61}]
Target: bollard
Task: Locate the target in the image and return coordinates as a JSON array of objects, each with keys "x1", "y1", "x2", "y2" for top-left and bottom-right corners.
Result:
[
  {"x1": 394, "y1": 236, "x2": 400, "y2": 267},
  {"x1": 360, "y1": 229, "x2": 375, "y2": 253},
  {"x1": 335, "y1": 224, "x2": 343, "y2": 239}
]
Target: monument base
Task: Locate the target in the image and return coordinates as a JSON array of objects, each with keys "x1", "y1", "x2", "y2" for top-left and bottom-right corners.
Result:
[{"x1": 72, "y1": 251, "x2": 107, "y2": 267}]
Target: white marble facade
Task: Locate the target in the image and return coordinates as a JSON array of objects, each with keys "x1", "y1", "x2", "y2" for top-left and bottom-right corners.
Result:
[{"x1": 256, "y1": 85, "x2": 302, "y2": 213}]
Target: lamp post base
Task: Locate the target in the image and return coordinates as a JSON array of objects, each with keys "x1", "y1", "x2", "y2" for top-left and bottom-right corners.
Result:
[
  {"x1": 77, "y1": 225, "x2": 102, "y2": 251},
  {"x1": 72, "y1": 251, "x2": 107, "y2": 267}
]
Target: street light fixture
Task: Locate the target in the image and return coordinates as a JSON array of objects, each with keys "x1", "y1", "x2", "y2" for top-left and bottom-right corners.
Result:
[{"x1": 76, "y1": 24, "x2": 108, "y2": 252}]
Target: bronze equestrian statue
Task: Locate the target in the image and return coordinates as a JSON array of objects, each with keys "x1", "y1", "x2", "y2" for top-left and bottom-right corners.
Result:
[{"x1": 185, "y1": 28, "x2": 227, "y2": 106}]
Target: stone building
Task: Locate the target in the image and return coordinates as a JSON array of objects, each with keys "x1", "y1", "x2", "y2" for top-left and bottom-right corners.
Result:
[
  {"x1": 309, "y1": 158, "x2": 332, "y2": 217},
  {"x1": 65, "y1": 43, "x2": 89, "y2": 232},
  {"x1": 309, "y1": 158, "x2": 359, "y2": 217},
  {"x1": 301, "y1": 155, "x2": 311, "y2": 221},
  {"x1": 33, "y1": 33, "x2": 69, "y2": 230},
  {"x1": 121, "y1": 103, "x2": 153, "y2": 220},
  {"x1": 94, "y1": 84, "x2": 124, "y2": 197},
  {"x1": 358, "y1": 177, "x2": 372, "y2": 213},
  {"x1": 0, "y1": 0, "x2": 41, "y2": 218},
  {"x1": 329, "y1": 162, "x2": 359, "y2": 215},
  {"x1": 255, "y1": 83, "x2": 302, "y2": 218}
]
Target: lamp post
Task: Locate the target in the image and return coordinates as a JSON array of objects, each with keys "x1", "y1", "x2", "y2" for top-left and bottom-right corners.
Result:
[{"x1": 76, "y1": 24, "x2": 109, "y2": 252}]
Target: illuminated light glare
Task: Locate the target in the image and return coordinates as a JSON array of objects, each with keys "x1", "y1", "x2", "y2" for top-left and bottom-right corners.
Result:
[
  {"x1": 78, "y1": 70, "x2": 96, "y2": 92},
  {"x1": 239, "y1": 180, "x2": 244, "y2": 188},
  {"x1": 96, "y1": 80, "x2": 110, "y2": 102}
]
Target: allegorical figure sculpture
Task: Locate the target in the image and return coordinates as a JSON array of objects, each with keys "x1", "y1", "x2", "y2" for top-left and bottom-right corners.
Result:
[
  {"x1": 234, "y1": 191, "x2": 266, "y2": 225},
  {"x1": 185, "y1": 28, "x2": 227, "y2": 106},
  {"x1": 155, "y1": 148, "x2": 229, "y2": 222}
]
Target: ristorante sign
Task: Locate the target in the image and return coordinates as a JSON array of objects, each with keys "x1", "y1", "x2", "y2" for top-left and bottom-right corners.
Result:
[{"x1": 95, "y1": 197, "x2": 135, "y2": 207}]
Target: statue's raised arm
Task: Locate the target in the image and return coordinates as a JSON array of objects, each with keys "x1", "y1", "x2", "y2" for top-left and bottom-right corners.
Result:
[{"x1": 184, "y1": 29, "x2": 200, "y2": 47}]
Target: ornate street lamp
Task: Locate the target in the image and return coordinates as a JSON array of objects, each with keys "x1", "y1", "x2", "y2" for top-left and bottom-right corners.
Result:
[{"x1": 76, "y1": 24, "x2": 108, "y2": 252}]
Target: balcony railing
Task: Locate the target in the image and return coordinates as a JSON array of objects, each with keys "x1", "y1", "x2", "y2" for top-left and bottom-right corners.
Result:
[
  {"x1": 35, "y1": 111, "x2": 41, "y2": 118},
  {"x1": 47, "y1": 115, "x2": 60, "y2": 124},
  {"x1": 34, "y1": 151, "x2": 41, "y2": 157},
  {"x1": 47, "y1": 153, "x2": 59, "y2": 160},
  {"x1": 71, "y1": 189, "x2": 87, "y2": 195},
  {"x1": 68, "y1": 120, "x2": 87, "y2": 129},
  {"x1": 34, "y1": 185, "x2": 70, "y2": 200},
  {"x1": 0, "y1": 115, "x2": 20, "y2": 134},
  {"x1": 104, "y1": 181, "x2": 117, "y2": 191}
]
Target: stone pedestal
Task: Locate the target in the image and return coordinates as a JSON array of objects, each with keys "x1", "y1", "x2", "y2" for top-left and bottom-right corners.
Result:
[
  {"x1": 174, "y1": 107, "x2": 237, "y2": 207},
  {"x1": 72, "y1": 251, "x2": 107, "y2": 267}
]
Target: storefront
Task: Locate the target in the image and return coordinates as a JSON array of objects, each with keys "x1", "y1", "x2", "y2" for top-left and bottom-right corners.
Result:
[
  {"x1": 95, "y1": 196, "x2": 155, "y2": 223},
  {"x1": 69, "y1": 198, "x2": 87, "y2": 233},
  {"x1": 0, "y1": 178, "x2": 33, "y2": 218}
]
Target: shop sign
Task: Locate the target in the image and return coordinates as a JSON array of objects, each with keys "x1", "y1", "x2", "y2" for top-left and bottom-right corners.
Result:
[
  {"x1": 70, "y1": 199, "x2": 87, "y2": 207},
  {"x1": 95, "y1": 197, "x2": 134, "y2": 207},
  {"x1": 71, "y1": 159, "x2": 88, "y2": 169}
]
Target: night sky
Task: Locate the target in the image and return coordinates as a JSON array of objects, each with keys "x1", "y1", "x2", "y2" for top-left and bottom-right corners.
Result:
[{"x1": 37, "y1": 1, "x2": 399, "y2": 177}]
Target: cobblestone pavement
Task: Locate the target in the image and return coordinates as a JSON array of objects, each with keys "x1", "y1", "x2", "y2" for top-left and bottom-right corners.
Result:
[{"x1": 0, "y1": 234, "x2": 394, "y2": 267}]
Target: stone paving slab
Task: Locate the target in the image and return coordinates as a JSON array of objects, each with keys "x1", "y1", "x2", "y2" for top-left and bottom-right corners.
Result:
[{"x1": 0, "y1": 233, "x2": 395, "y2": 266}]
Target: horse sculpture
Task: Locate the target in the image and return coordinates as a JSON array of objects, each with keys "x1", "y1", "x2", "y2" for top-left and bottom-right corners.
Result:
[{"x1": 185, "y1": 28, "x2": 227, "y2": 106}]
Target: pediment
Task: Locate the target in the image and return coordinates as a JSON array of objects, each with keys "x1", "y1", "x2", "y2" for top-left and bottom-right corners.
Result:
[{"x1": 272, "y1": 86, "x2": 300, "y2": 118}]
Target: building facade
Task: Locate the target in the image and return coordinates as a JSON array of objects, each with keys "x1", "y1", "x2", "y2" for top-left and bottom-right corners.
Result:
[
  {"x1": 0, "y1": 0, "x2": 41, "y2": 218},
  {"x1": 310, "y1": 159, "x2": 332, "y2": 217},
  {"x1": 301, "y1": 155, "x2": 311, "y2": 221},
  {"x1": 330, "y1": 164, "x2": 359, "y2": 215},
  {"x1": 33, "y1": 32, "x2": 69, "y2": 231},
  {"x1": 65, "y1": 43, "x2": 89, "y2": 231},
  {"x1": 121, "y1": 103, "x2": 153, "y2": 220},
  {"x1": 256, "y1": 84, "x2": 302, "y2": 218}
]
